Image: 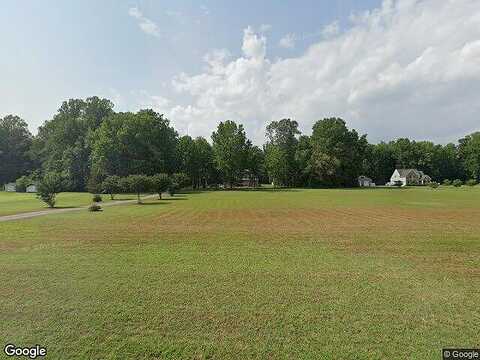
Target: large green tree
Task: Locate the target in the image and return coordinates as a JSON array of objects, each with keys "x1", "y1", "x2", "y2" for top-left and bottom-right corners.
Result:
[
  {"x1": 33, "y1": 97, "x2": 114, "y2": 191},
  {"x1": 0, "y1": 115, "x2": 33, "y2": 185},
  {"x1": 176, "y1": 136, "x2": 214, "y2": 188},
  {"x1": 264, "y1": 119, "x2": 300, "y2": 186},
  {"x1": 90, "y1": 110, "x2": 178, "y2": 178},
  {"x1": 211, "y1": 121, "x2": 249, "y2": 187},
  {"x1": 458, "y1": 132, "x2": 480, "y2": 181},
  {"x1": 309, "y1": 118, "x2": 368, "y2": 187}
]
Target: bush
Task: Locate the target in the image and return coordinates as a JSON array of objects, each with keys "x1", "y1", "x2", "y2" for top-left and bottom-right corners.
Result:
[
  {"x1": 88, "y1": 203, "x2": 102, "y2": 212},
  {"x1": 125, "y1": 175, "x2": 152, "y2": 204},
  {"x1": 36, "y1": 172, "x2": 65, "y2": 208},
  {"x1": 87, "y1": 173, "x2": 103, "y2": 194},
  {"x1": 442, "y1": 179, "x2": 451, "y2": 186},
  {"x1": 452, "y1": 179, "x2": 463, "y2": 187},
  {"x1": 151, "y1": 174, "x2": 171, "y2": 199},
  {"x1": 465, "y1": 179, "x2": 477, "y2": 187},
  {"x1": 92, "y1": 194, "x2": 102, "y2": 202},
  {"x1": 168, "y1": 173, "x2": 190, "y2": 196},
  {"x1": 118, "y1": 177, "x2": 131, "y2": 194},
  {"x1": 429, "y1": 182, "x2": 439, "y2": 189},
  {"x1": 102, "y1": 175, "x2": 121, "y2": 200}
]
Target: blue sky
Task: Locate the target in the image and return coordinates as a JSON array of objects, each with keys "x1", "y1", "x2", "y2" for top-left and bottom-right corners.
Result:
[{"x1": 1, "y1": 0, "x2": 479, "y2": 144}]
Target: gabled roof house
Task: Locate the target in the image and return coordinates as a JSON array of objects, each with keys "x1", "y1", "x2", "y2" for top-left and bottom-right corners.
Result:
[{"x1": 389, "y1": 169, "x2": 431, "y2": 186}]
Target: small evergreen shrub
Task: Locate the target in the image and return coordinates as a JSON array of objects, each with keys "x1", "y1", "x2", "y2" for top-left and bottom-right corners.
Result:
[
  {"x1": 88, "y1": 203, "x2": 102, "y2": 212},
  {"x1": 36, "y1": 172, "x2": 65, "y2": 208},
  {"x1": 465, "y1": 179, "x2": 477, "y2": 187},
  {"x1": 442, "y1": 179, "x2": 451, "y2": 186},
  {"x1": 429, "y1": 182, "x2": 439, "y2": 189},
  {"x1": 92, "y1": 194, "x2": 103, "y2": 202},
  {"x1": 452, "y1": 179, "x2": 463, "y2": 187}
]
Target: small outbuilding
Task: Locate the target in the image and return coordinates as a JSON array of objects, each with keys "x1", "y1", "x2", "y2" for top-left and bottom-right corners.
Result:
[
  {"x1": 358, "y1": 176, "x2": 375, "y2": 187},
  {"x1": 238, "y1": 170, "x2": 259, "y2": 187},
  {"x1": 26, "y1": 184, "x2": 37, "y2": 193},
  {"x1": 4, "y1": 183, "x2": 16, "y2": 192}
]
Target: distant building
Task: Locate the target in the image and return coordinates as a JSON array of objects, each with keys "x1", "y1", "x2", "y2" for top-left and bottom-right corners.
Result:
[
  {"x1": 26, "y1": 184, "x2": 37, "y2": 193},
  {"x1": 4, "y1": 183, "x2": 16, "y2": 192},
  {"x1": 388, "y1": 169, "x2": 432, "y2": 186},
  {"x1": 358, "y1": 176, "x2": 375, "y2": 187},
  {"x1": 238, "y1": 170, "x2": 259, "y2": 187}
]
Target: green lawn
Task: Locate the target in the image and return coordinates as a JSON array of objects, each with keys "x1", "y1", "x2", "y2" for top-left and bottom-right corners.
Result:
[
  {"x1": 1, "y1": 187, "x2": 479, "y2": 359},
  {"x1": 0, "y1": 192, "x2": 137, "y2": 216}
]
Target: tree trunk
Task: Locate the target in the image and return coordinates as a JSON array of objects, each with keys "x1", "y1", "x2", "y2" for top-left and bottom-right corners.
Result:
[{"x1": 137, "y1": 192, "x2": 141, "y2": 204}]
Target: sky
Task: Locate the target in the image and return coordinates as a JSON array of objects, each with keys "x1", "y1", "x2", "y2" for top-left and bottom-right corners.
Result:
[{"x1": 1, "y1": 0, "x2": 479, "y2": 144}]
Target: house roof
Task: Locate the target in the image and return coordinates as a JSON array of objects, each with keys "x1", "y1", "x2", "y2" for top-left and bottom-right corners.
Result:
[
  {"x1": 358, "y1": 175, "x2": 372, "y2": 181},
  {"x1": 396, "y1": 168, "x2": 431, "y2": 179},
  {"x1": 396, "y1": 169, "x2": 420, "y2": 177}
]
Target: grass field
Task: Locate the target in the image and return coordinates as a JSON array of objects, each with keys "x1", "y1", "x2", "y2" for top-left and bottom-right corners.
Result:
[
  {"x1": 1, "y1": 187, "x2": 479, "y2": 359},
  {"x1": 0, "y1": 192, "x2": 136, "y2": 216}
]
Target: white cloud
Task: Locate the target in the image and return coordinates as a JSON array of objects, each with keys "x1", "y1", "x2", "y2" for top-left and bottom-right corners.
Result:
[
  {"x1": 128, "y1": 7, "x2": 161, "y2": 37},
  {"x1": 322, "y1": 21, "x2": 339, "y2": 38},
  {"x1": 279, "y1": 33, "x2": 296, "y2": 49},
  {"x1": 259, "y1": 24, "x2": 272, "y2": 33},
  {"x1": 241, "y1": 26, "x2": 267, "y2": 59},
  {"x1": 143, "y1": 0, "x2": 480, "y2": 144}
]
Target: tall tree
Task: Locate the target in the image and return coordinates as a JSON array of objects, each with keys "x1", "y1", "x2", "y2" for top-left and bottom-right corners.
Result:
[
  {"x1": 176, "y1": 135, "x2": 214, "y2": 188},
  {"x1": 90, "y1": 110, "x2": 178, "y2": 178},
  {"x1": 264, "y1": 143, "x2": 288, "y2": 187},
  {"x1": 211, "y1": 120, "x2": 248, "y2": 187},
  {"x1": 245, "y1": 143, "x2": 265, "y2": 185},
  {"x1": 458, "y1": 132, "x2": 480, "y2": 181},
  {"x1": 194, "y1": 137, "x2": 215, "y2": 188},
  {"x1": 33, "y1": 97, "x2": 114, "y2": 191},
  {"x1": 295, "y1": 135, "x2": 313, "y2": 187},
  {"x1": 363, "y1": 142, "x2": 396, "y2": 185},
  {"x1": 309, "y1": 118, "x2": 367, "y2": 187},
  {"x1": 265, "y1": 119, "x2": 300, "y2": 186},
  {"x1": 0, "y1": 115, "x2": 33, "y2": 185}
]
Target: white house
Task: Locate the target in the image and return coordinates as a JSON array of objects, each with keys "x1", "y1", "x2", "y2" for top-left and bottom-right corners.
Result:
[
  {"x1": 389, "y1": 169, "x2": 431, "y2": 186},
  {"x1": 26, "y1": 184, "x2": 37, "y2": 193},
  {"x1": 4, "y1": 183, "x2": 16, "y2": 192},
  {"x1": 358, "y1": 176, "x2": 375, "y2": 187}
]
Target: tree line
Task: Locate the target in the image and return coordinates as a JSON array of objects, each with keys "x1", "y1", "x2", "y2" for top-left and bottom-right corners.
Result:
[{"x1": 1, "y1": 96, "x2": 480, "y2": 190}]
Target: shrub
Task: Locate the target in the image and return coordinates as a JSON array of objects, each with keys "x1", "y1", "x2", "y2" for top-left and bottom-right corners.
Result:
[
  {"x1": 36, "y1": 172, "x2": 65, "y2": 208},
  {"x1": 92, "y1": 194, "x2": 103, "y2": 202},
  {"x1": 118, "y1": 177, "x2": 131, "y2": 194},
  {"x1": 429, "y1": 182, "x2": 439, "y2": 189},
  {"x1": 125, "y1": 175, "x2": 152, "y2": 204},
  {"x1": 442, "y1": 179, "x2": 451, "y2": 186},
  {"x1": 151, "y1": 174, "x2": 171, "y2": 199},
  {"x1": 88, "y1": 203, "x2": 102, "y2": 212},
  {"x1": 87, "y1": 173, "x2": 103, "y2": 194},
  {"x1": 465, "y1": 179, "x2": 477, "y2": 187},
  {"x1": 168, "y1": 173, "x2": 190, "y2": 196},
  {"x1": 452, "y1": 179, "x2": 463, "y2": 187},
  {"x1": 102, "y1": 175, "x2": 121, "y2": 200}
]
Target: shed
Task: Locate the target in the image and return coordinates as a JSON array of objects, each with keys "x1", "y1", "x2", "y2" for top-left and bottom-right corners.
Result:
[
  {"x1": 26, "y1": 184, "x2": 37, "y2": 193},
  {"x1": 4, "y1": 183, "x2": 16, "y2": 192},
  {"x1": 358, "y1": 176, "x2": 375, "y2": 187}
]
